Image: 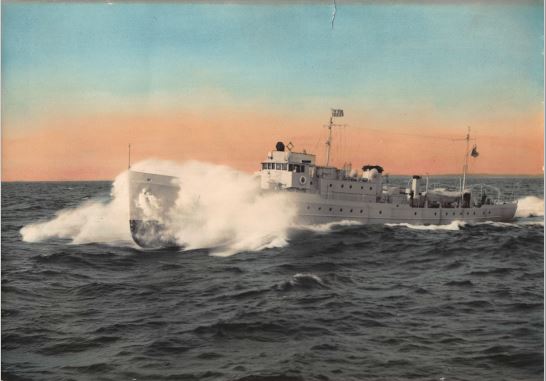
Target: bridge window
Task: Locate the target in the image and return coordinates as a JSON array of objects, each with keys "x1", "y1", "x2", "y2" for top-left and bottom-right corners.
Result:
[
  {"x1": 282, "y1": 163, "x2": 287, "y2": 170},
  {"x1": 262, "y1": 163, "x2": 267, "y2": 170},
  {"x1": 275, "y1": 163, "x2": 282, "y2": 170},
  {"x1": 289, "y1": 164, "x2": 303, "y2": 172}
]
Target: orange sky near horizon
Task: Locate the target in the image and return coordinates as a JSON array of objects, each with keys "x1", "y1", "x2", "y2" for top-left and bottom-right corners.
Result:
[{"x1": 2, "y1": 109, "x2": 543, "y2": 181}]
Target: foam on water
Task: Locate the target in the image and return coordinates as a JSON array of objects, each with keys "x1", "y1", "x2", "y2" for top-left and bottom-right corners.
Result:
[
  {"x1": 20, "y1": 174, "x2": 133, "y2": 245},
  {"x1": 295, "y1": 219, "x2": 363, "y2": 233},
  {"x1": 515, "y1": 196, "x2": 544, "y2": 218},
  {"x1": 386, "y1": 220, "x2": 465, "y2": 231},
  {"x1": 21, "y1": 160, "x2": 296, "y2": 255}
]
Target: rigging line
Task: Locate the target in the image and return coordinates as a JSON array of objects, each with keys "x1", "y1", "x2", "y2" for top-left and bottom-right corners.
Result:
[
  {"x1": 339, "y1": 124, "x2": 343, "y2": 164},
  {"x1": 313, "y1": 134, "x2": 322, "y2": 153},
  {"x1": 356, "y1": 125, "x2": 477, "y2": 141}
]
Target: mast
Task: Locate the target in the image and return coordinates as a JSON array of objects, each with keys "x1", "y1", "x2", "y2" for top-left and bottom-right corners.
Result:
[
  {"x1": 325, "y1": 117, "x2": 334, "y2": 166},
  {"x1": 128, "y1": 144, "x2": 131, "y2": 170},
  {"x1": 461, "y1": 126, "x2": 470, "y2": 196},
  {"x1": 325, "y1": 109, "x2": 344, "y2": 166}
]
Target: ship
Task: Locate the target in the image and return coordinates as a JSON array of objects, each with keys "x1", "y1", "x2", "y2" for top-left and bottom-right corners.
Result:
[{"x1": 128, "y1": 109, "x2": 518, "y2": 248}]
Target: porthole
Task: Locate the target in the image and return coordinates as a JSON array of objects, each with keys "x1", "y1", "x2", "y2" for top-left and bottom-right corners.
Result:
[
  {"x1": 379, "y1": 210, "x2": 382, "y2": 214},
  {"x1": 483, "y1": 211, "x2": 485, "y2": 215},
  {"x1": 452, "y1": 212, "x2": 455, "y2": 216},
  {"x1": 414, "y1": 212, "x2": 417, "y2": 216},
  {"x1": 329, "y1": 207, "x2": 332, "y2": 212},
  {"x1": 318, "y1": 207, "x2": 322, "y2": 211},
  {"x1": 369, "y1": 187, "x2": 373, "y2": 190},
  {"x1": 306, "y1": 206, "x2": 310, "y2": 210},
  {"x1": 467, "y1": 212, "x2": 469, "y2": 215},
  {"x1": 361, "y1": 186, "x2": 363, "y2": 190},
  {"x1": 434, "y1": 212, "x2": 437, "y2": 216},
  {"x1": 350, "y1": 209, "x2": 353, "y2": 213},
  {"x1": 360, "y1": 209, "x2": 363, "y2": 213},
  {"x1": 339, "y1": 208, "x2": 343, "y2": 212},
  {"x1": 473, "y1": 212, "x2": 475, "y2": 215},
  {"x1": 329, "y1": 184, "x2": 333, "y2": 188},
  {"x1": 341, "y1": 184, "x2": 344, "y2": 188},
  {"x1": 310, "y1": 181, "x2": 313, "y2": 185},
  {"x1": 445, "y1": 212, "x2": 448, "y2": 216},
  {"x1": 396, "y1": 204, "x2": 399, "y2": 207},
  {"x1": 349, "y1": 185, "x2": 352, "y2": 189},
  {"x1": 488, "y1": 211, "x2": 491, "y2": 214}
]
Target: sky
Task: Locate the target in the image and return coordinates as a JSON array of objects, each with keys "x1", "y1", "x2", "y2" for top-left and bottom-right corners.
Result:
[{"x1": 2, "y1": 1, "x2": 544, "y2": 180}]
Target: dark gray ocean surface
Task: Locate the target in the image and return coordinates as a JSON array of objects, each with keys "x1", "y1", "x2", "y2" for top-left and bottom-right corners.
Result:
[{"x1": 2, "y1": 175, "x2": 544, "y2": 381}]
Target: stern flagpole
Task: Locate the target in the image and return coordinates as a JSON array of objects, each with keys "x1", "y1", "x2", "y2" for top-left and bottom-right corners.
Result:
[{"x1": 461, "y1": 127, "x2": 470, "y2": 200}]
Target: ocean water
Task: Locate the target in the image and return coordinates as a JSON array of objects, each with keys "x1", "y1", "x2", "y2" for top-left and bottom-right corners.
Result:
[{"x1": 2, "y1": 171, "x2": 544, "y2": 381}]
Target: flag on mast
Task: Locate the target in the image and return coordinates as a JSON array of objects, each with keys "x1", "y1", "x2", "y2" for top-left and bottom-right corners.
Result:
[
  {"x1": 471, "y1": 144, "x2": 479, "y2": 158},
  {"x1": 331, "y1": 109, "x2": 344, "y2": 117}
]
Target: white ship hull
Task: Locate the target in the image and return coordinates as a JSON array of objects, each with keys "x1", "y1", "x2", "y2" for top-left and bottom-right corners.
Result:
[
  {"x1": 291, "y1": 191, "x2": 517, "y2": 225},
  {"x1": 128, "y1": 170, "x2": 517, "y2": 248}
]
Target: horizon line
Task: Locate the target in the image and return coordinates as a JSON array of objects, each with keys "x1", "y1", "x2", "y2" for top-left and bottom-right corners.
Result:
[{"x1": 2, "y1": 172, "x2": 544, "y2": 183}]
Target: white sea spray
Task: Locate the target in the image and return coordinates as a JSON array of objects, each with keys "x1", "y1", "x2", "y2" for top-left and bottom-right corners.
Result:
[
  {"x1": 515, "y1": 196, "x2": 544, "y2": 218},
  {"x1": 21, "y1": 160, "x2": 297, "y2": 255}
]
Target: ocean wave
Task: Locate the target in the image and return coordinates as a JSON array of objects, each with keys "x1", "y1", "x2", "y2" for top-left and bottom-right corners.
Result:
[
  {"x1": 515, "y1": 196, "x2": 544, "y2": 217},
  {"x1": 37, "y1": 336, "x2": 120, "y2": 355},
  {"x1": 386, "y1": 220, "x2": 464, "y2": 231},
  {"x1": 274, "y1": 273, "x2": 328, "y2": 291},
  {"x1": 445, "y1": 280, "x2": 474, "y2": 287},
  {"x1": 292, "y1": 219, "x2": 363, "y2": 233}
]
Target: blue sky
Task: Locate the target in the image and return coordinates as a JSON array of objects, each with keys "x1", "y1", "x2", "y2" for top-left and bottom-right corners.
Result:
[{"x1": 2, "y1": 2, "x2": 544, "y2": 124}]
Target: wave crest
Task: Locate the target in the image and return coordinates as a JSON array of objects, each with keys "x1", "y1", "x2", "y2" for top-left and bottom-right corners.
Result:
[{"x1": 515, "y1": 196, "x2": 544, "y2": 218}]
